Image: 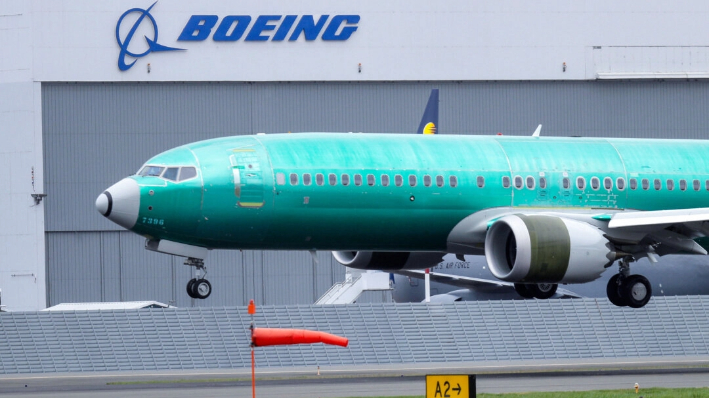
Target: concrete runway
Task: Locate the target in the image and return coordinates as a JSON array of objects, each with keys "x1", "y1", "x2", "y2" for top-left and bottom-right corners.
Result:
[{"x1": 2, "y1": 357, "x2": 709, "y2": 398}]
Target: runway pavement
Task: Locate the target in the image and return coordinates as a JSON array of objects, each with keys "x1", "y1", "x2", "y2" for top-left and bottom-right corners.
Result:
[{"x1": 2, "y1": 356, "x2": 709, "y2": 398}]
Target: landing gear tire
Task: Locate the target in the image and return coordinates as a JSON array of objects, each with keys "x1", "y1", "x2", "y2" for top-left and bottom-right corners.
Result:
[
  {"x1": 606, "y1": 274, "x2": 627, "y2": 307},
  {"x1": 514, "y1": 283, "x2": 535, "y2": 299},
  {"x1": 191, "y1": 279, "x2": 212, "y2": 299},
  {"x1": 186, "y1": 278, "x2": 197, "y2": 299},
  {"x1": 528, "y1": 283, "x2": 558, "y2": 299},
  {"x1": 622, "y1": 274, "x2": 652, "y2": 308}
]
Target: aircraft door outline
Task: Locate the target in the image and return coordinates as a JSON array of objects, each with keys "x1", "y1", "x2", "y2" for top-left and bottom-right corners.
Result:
[{"x1": 230, "y1": 149, "x2": 265, "y2": 208}]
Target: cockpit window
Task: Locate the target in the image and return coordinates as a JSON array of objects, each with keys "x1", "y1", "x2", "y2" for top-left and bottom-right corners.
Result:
[
  {"x1": 163, "y1": 167, "x2": 179, "y2": 181},
  {"x1": 179, "y1": 167, "x2": 197, "y2": 181},
  {"x1": 138, "y1": 165, "x2": 197, "y2": 181},
  {"x1": 138, "y1": 165, "x2": 165, "y2": 177}
]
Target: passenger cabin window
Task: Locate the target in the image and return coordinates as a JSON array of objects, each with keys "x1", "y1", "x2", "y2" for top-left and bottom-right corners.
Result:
[
  {"x1": 604, "y1": 177, "x2": 612, "y2": 190},
  {"x1": 395, "y1": 175, "x2": 403, "y2": 187},
  {"x1": 276, "y1": 172, "x2": 286, "y2": 185},
  {"x1": 179, "y1": 167, "x2": 197, "y2": 181},
  {"x1": 436, "y1": 175, "x2": 444, "y2": 187},
  {"x1": 642, "y1": 178, "x2": 649, "y2": 190},
  {"x1": 449, "y1": 176, "x2": 458, "y2": 188},
  {"x1": 316, "y1": 173, "x2": 324, "y2": 186},
  {"x1": 368, "y1": 174, "x2": 376, "y2": 186},
  {"x1": 666, "y1": 179, "x2": 674, "y2": 191},
  {"x1": 576, "y1": 177, "x2": 586, "y2": 190},
  {"x1": 303, "y1": 173, "x2": 312, "y2": 186},
  {"x1": 590, "y1": 177, "x2": 600, "y2": 190},
  {"x1": 694, "y1": 179, "x2": 700, "y2": 191},
  {"x1": 526, "y1": 176, "x2": 535, "y2": 189},
  {"x1": 616, "y1": 177, "x2": 625, "y2": 191},
  {"x1": 679, "y1": 179, "x2": 687, "y2": 191},
  {"x1": 503, "y1": 176, "x2": 511, "y2": 188},
  {"x1": 514, "y1": 176, "x2": 523, "y2": 189},
  {"x1": 409, "y1": 175, "x2": 417, "y2": 187},
  {"x1": 163, "y1": 167, "x2": 179, "y2": 181},
  {"x1": 423, "y1": 175, "x2": 432, "y2": 187},
  {"x1": 539, "y1": 177, "x2": 547, "y2": 189},
  {"x1": 562, "y1": 177, "x2": 570, "y2": 189},
  {"x1": 477, "y1": 176, "x2": 485, "y2": 188},
  {"x1": 381, "y1": 175, "x2": 390, "y2": 187},
  {"x1": 138, "y1": 165, "x2": 164, "y2": 177},
  {"x1": 706, "y1": 180, "x2": 709, "y2": 191},
  {"x1": 654, "y1": 179, "x2": 661, "y2": 190},
  {"x1": 328, "y1": 173, "x2": 337, "y2": 186},
  {"x1": 290, "y1": 173, "x2": 298, "y2": 185},
  {"x1": 341, "y1": 174, "x2": 350, "y2": 186},
  {"x1": 354, "y1": 174, "x2": 362, "y2": 186}
]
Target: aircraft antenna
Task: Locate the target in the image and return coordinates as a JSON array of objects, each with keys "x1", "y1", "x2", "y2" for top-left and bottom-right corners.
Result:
[{"x1": 532, "y1": 124, "x2": 542, "y2": 137}]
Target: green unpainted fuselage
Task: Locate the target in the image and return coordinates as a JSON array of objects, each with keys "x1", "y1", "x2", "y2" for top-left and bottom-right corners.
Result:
[{"x1": 128, "y1": 133, "x2": 709, "y2": 251}]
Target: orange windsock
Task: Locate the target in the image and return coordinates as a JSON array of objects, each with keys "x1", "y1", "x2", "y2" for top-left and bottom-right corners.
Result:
[{"x1": 251, "y1": 328, "x2": 348, "y2": 347}]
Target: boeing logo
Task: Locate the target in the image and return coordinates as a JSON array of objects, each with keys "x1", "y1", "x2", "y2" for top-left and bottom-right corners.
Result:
[
  {"x1": 115, "y1": 1, "x2": 184, "y2": 71},
  {"x1": 116, "y1": 3, "x2": 359, "y2": 72},
  {"x1": 177, "y1": 15, "x2": 360, "y2": 42}
]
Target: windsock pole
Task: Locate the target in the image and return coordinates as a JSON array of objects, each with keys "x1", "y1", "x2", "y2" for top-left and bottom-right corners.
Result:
[
  {"x1": 425, "y1": 268, "x2": 431, "y2": 302},
  {"x1": 248, "y1": 299, "x2": 256, "y2": 398}
]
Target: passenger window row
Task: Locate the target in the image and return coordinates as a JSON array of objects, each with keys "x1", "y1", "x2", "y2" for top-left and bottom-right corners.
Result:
[
  {"x1": 630, "y1": 178, "x2": 706, "y2": 192},
  {"x1": 276, "y1": 172, "x2": 461, "y2": 188},
  {"x1": 503, "y1": 175, "x2": 704, "y2": 192}
]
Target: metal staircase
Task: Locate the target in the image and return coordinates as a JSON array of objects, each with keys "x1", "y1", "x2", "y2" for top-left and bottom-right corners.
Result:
[{"x1": 315, "y1": 268, "x2": 391, "y2": 304}]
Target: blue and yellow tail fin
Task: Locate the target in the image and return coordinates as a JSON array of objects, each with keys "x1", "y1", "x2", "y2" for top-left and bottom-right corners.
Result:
[{"x1": 416, "y1": 89, "x2": 439, "y2": 135}]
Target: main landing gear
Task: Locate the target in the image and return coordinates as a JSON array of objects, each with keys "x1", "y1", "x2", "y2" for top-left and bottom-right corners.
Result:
[
  {"x1": 185, "y1": 257, "x2": 212, "y2": 300},
  {"x1": 606, "y1": 258, "x2": 652, "y2": 308},
  {"x1": 514, "y1": 283, "x2": 558, "y2": 299}
]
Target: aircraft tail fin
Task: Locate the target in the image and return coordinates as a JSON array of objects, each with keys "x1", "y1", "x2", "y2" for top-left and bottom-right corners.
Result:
[{"x1": 416, "y1": 89, "x2": 439, "y2": 134}]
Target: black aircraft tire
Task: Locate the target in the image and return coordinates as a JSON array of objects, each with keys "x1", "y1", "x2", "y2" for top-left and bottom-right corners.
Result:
[
  {"x1": 528, "y1": 283, "x2": 558, "y2": 299},
  {"x1": 622, "y1": 274, "x2": 652, "y2": 309},
  {"x1": 514, "y1": 283, "x2": 535, "y2": 299},
  {"x1": 186, "y1": 278, "x2": 197, "y2": 299},
  {"x1": 192, "y1": 279, "x2": 212, "y2": 300},
  {"x1": 606, "y1": 274, "x2": 627, "y2": 307}
]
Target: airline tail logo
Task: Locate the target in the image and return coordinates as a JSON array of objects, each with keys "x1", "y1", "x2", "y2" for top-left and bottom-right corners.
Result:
[{"x1": 417, "y1": 89, "x2": 439, "y2": 134}]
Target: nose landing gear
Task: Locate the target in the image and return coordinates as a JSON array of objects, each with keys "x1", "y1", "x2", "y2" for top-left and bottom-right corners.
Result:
[
  {"x1": 185, "y1": 257, "x2": 212, "y2": 299},
  {"x1": 606, "y1": 258, "x2": 652, "y2": 308}
]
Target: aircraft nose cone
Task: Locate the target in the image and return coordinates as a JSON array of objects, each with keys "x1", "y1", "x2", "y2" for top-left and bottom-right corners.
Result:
[
  {"x1": 96, "y1": 178, "x2": 140, "y2": 230},
  {"x1": 95, "y1": 192, "x2": 110, "y2": 216}
]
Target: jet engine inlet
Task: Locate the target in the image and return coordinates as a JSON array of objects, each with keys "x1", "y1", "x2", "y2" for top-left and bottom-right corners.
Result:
[{"x1": 485, "y1": 214, "x2": 612, "y2": 283}]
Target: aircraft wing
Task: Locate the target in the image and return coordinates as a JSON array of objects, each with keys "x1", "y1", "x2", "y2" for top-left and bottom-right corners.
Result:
[
  {"x1": 394, "y1": 269, "x2": 584, "y2": 298},
  {"x1": 608, "y1": 207, "x2": 709, "y2": 228}
]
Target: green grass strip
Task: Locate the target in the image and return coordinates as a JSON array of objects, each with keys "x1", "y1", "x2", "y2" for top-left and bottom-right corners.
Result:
[{"x1": 344, "y1": 387, "x2": 709, "y2": 398}]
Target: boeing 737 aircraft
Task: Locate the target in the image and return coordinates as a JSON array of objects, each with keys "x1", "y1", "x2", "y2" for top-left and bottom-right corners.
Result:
[{"x1": 95, "y1": 86, "x2": 709, "y2": 309}]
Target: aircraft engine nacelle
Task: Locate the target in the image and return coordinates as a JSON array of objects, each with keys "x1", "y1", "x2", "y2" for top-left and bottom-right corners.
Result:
[
  {"x1": 485, "y1": 215, "x2": 613, "y2": 284},
  {"x1": 332, "y1": 251, "x2": 445, "y2": 270}
]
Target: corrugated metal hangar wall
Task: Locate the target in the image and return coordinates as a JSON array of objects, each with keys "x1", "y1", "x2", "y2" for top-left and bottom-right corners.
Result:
[{"x1": 42, "y1": 81, "x2": 709, "y2": 308}]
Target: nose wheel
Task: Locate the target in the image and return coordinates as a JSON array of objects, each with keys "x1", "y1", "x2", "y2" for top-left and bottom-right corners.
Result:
[{"x1": 185, "y1": 257, "x2": 212, "y2": 300}]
